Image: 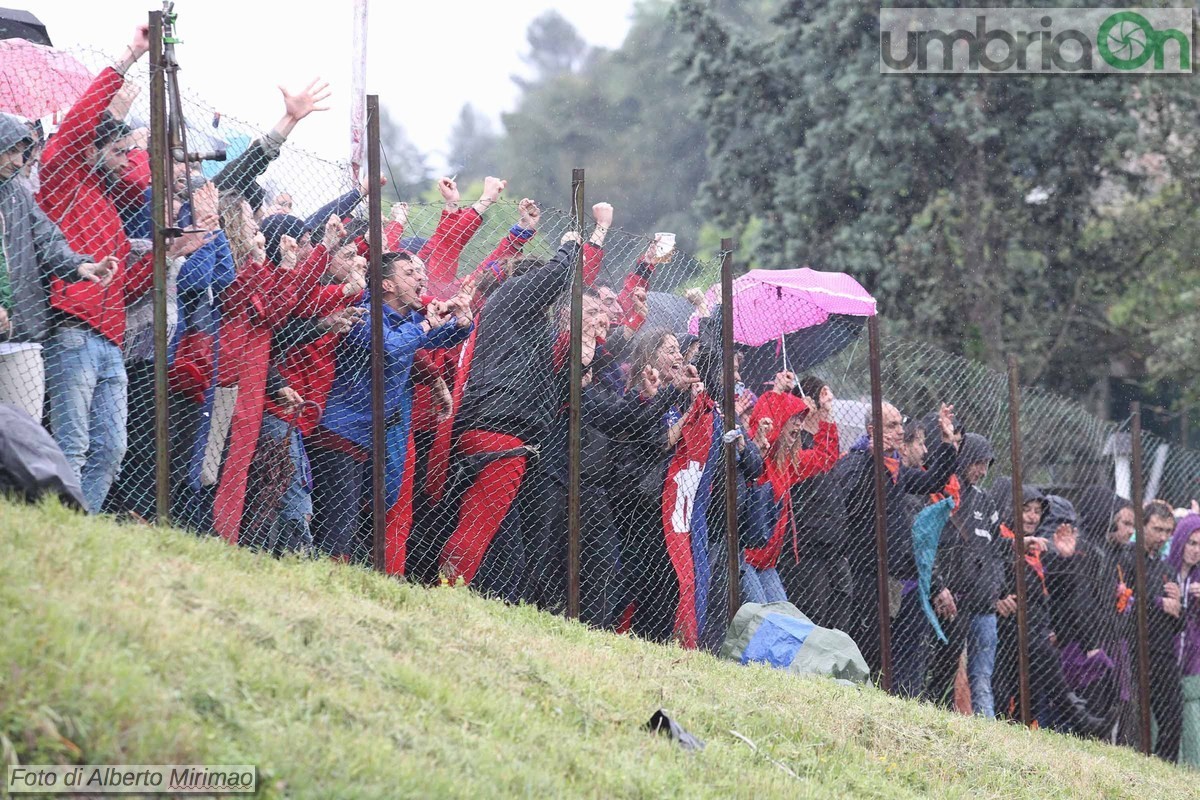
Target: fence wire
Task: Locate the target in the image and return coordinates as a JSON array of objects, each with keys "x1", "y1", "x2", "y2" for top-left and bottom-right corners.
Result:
[{"x1": 0, "y1": 27, "x2": 1197, "y2": 770}]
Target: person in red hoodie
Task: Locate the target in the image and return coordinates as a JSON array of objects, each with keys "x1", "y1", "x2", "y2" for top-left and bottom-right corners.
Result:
[
  {"x1": 36, "y1": 25, "x2": 155, "y2": 512},
  {"x1": 740, "y1": 374, "x2": 840, "y2": 604}
]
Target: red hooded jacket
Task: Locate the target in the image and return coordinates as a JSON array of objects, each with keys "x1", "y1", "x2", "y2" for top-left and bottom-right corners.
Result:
[{"x1": 37, "y1": 67, "x2": 153, "y2": 345}]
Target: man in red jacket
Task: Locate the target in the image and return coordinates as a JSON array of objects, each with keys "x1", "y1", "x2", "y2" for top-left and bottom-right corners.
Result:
[{"x1": 36, "y1": 25, "x2": 153, "y2": 512}]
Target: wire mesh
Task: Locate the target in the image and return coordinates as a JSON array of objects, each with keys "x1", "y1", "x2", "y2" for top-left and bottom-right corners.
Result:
[{"x1": 1, "y1": 27, "x2": 1198, "y2": 769}]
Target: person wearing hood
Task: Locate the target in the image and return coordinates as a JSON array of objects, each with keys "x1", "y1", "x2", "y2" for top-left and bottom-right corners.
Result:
[
  {"x1": 775, "y1": 375, "x2": 854, "y2": 632},
  {"x1": 834, "y1": 400, "x2": 959, "y2": 689},
  {"x1": 740, "y1": 373, "x2": 840, "y2": 605},
  {"x1": 0, "y1": 113, "x2": 95, "y2": 421},
  {"x1": 989, "y1": 482, "x2": 1108, "y2": 733},
  {"x1": 1073, "y1": 486, "x2": 1138, "y2": 742},
  {"x1": 924, "y1": 433, "x2": 1007, "y2": 717},
  {"x1": 1038, "y1": 488, "x2": 1135, "y2": 739},
  {"x1": 1167, "y1": 513, "x2": 1200, "y2": 767}
]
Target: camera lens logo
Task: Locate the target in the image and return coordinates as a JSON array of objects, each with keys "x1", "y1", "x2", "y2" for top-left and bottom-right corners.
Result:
[{"x1": 1098, "y1": 11, "x2": 1188, "y2": 70}]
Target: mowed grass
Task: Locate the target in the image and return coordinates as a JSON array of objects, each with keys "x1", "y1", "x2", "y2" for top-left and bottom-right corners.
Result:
[{"x1": 0, "y1": 499, "x2": 1193, "y2": 799}]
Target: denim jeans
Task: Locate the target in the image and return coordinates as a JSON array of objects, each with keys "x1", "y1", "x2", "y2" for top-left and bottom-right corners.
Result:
[
  {"x1": 968, "y1": 613, "x2": 999, "y2": 718},
  {"x1": 740, "y1": 561, "x2": 789, "y2": 605},
  {"x1": 46, "y1": 327, "x2": 128, "y2": 513},
  {"x1": 259, "y1": 414, "x2": 314, "y2": 555}
]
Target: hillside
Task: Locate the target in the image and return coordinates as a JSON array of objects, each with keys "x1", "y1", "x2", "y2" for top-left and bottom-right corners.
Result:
[{"x1": 0, "y1": 499, "x2": 1192, "y2": 799}]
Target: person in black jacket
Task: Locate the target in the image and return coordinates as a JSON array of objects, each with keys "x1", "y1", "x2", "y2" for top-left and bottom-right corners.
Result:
[
  {"x1": 440, "y1": 204, "x2": 611, "y2": 603},
  {"x1": 924, "y1": 433, "x2": 1007, "y2": 715},
  {"x1": 989, "y1": 483, "x2": 1108, "y2": 732},
  {"x1": 835, "y1": 400, "x2": 959, "y2": 694},
  {"x1": 776, "y1": 375, "x2": 853, "y2": 631},
  {"x1": 1140, "y1": 500, "x2": 1185, "y2": 762}
]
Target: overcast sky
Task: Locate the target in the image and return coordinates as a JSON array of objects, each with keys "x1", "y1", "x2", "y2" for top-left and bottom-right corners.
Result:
[{"x1": 33, "y1": 0, "x2": 637, "y2": 178}]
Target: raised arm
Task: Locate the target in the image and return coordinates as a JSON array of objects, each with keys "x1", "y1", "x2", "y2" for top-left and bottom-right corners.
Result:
[
  {"x1": 418, "y1": 176, "x2": 505, "y2": 289},
  {"x1": 212, "y1": 79, "x2": 331, "y2": 209}
]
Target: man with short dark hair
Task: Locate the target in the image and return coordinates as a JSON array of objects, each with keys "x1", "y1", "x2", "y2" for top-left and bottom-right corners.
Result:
[
  {"x1": 35, "y1": 25, "x2": 155, "y2": 512},
  {"x1": 1143, "y1": 499, "x2": 1184, "y2": 761},
  {"x1": 309, "y1": 251, "x2": 473, "y2": 567}
]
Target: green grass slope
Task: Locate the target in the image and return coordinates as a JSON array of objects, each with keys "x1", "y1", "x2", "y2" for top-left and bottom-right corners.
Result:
[{"x1": 0, "y1": 499, "x2": 1192, "y2": 799}]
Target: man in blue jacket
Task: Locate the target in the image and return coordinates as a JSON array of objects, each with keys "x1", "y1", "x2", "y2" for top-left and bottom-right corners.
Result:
[{"x1": 309, "y1": 250, "x2": 473, "y2": 562}]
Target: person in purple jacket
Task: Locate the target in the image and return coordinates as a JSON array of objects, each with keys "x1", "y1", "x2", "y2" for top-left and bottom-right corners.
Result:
[{"x1": 1167, "y1": 513, "x2": 1200, "y2": 767}]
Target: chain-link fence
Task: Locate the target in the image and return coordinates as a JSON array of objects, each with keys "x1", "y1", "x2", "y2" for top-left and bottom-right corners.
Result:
[{"x1": 1, "y1": 16, "x2": 1197, "y2": 770}]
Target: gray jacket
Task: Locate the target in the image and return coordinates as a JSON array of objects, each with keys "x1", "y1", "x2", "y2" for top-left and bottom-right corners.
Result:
[{"x1": 0, "y1": 112, "x2": 88, "y2": 342}]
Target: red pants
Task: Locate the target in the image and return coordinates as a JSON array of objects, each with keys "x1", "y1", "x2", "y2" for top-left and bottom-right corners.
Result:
[{"x1": 439, "y1": 430, "x2": 527, "y2": 584}]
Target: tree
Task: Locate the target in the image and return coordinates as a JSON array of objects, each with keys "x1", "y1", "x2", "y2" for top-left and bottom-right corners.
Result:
[
  {"x1": 513, "y1": 10, "x2": 590, "y2": 90},
  {"x1": 498, "y1": 1, "x2": 724, "y2": 255},
  {"x1": 378, "y1": 104, "x2": 428, "y2": 201},
  {"x1": 447, "y1": 104, "x2": 500, "y2": 181},
  {"x1": 670, "y1": 0, "x2": 1199, "y2": 398}
]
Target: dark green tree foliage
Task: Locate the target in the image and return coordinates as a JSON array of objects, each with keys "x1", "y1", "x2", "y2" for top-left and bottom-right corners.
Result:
[
  {"x1": 670, "y1": 0, "x2": 1197, "y2": 396},
  {"x1": 513, "y1": 10, "x2": 592, "y2": 91},
  {"x1": 498, "y1": 2, "x2": 711, "y2": 254}
]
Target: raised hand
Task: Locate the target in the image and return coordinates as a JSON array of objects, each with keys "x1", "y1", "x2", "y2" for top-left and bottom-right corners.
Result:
[
  {"x1": 754, "y1": 418, "x2": 774, "y2": 451},
  {"x1": 389, "y1": 202, "x2": 410, "y2": 225},
  {"x1": 517, "y1": 198, "x2": 541, "y2": 230},
  {"x1": 322, "y1": 214, "x2": 346, "y2": 250},
  {"x1": 591, "y1": 202, "x2": 613, "y2": 229},
  {"x1": 280, "y1": 79, "x2": 332, "y2": 123},
  {"x1": 341, "y1": 262, "x2": 368, "y2": 298},
  {"x1": 1053, "y1": 523, "x2": 1077, "y2": 558},
  {"x1": 939, "y1": 403, "x2": 957, "y2": 445},
  {"x1": 192, "y1": 181, "x2": 220, "y2": 230},
  {"x1": 773, "y1": 370, "x2": 797, "y2": 394},
  {"x1": 438, "y1": 177, "x2": 460, "y2": 206},
  {"x1": 478, "y1": 176, "x2": 507, "y2": 208},
  {"x1": 251, "y1": 231, "x2": 267, "y2": 264},
  {"x1": 630, "y1": 286, "x2": 649, "y2": 321},
  {"x1": 278, "y1": 235, "x2": 299, "y2": 270},
  {"x1": 168, "y1": 231, "x2": 208, "y2": 259},
  {"x1": 639, "y1": 365, "x2": 661, "y2": 399},
  {"x1": 561, "y1": 231, "x2": 582, "y2": 246}
]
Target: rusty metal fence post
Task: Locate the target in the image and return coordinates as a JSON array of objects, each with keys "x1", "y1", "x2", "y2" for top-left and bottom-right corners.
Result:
[
  {"x1": 566, "y1": 168, "x2": 585, "y2": 619},
  {"x1": 1007, "y1": 354, "x2": 1033, "y2": 727},
  {"x1": 867, "y1": 316, "x2": 892, "y2": 691},
  {"x1": 720, "y1": 238, "x2": 738, "y2": 624},
  {"x1": 1129, "y1": 402, "x2": 1153, "y2": 755},
  {"x1": 367, "y1": 95, "x2": 386, "y2": 572},
  {"x1": 148, "y1": 10, "x2": 171, "y2": 525}
]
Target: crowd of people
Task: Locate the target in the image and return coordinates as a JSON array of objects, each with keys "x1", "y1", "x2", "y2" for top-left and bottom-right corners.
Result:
[{"x1": 2, "y1": 25, "x2": 1199, "y2": 767}]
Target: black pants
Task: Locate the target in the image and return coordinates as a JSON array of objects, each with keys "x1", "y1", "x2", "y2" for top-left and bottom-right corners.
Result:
[
  {"x1": 1149, "y1": 648, "x2": 1183, "y2": 762},
  {"x1": 777, "y1": 553, "x2": 854, "y2": 632},
  {"x1": 924, "y1": 610, "x2": 968, "y2": 708}
]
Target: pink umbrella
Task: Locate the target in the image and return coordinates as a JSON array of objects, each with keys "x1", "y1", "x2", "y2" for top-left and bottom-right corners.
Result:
[
  {"x1": 689, "y1": 267, "x2": 876, "y2": 346},
  {"x1": 688, "y1": 267, "x2": 877, "y2": 390},
  {"x1": 0, "y1": 39, "x2": 94, "y2": 121}
]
